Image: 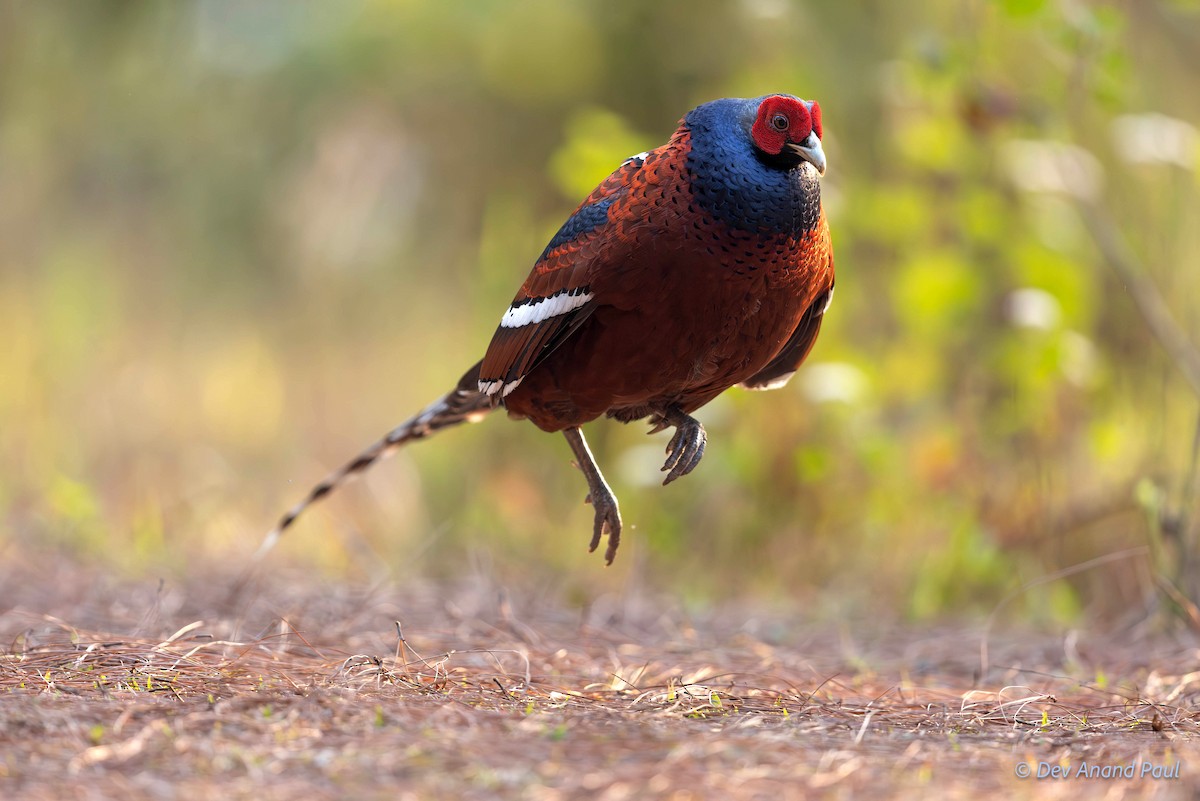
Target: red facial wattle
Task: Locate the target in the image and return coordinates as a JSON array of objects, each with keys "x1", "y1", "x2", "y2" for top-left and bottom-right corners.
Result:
[{"x1": 750, "y1": 95, "x2": 825, "y2": 175}]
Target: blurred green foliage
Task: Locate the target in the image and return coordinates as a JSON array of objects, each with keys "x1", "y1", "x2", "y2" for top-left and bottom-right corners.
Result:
[{"x1": 2, "y1": 0, "x2": 1200, "y2": 624}]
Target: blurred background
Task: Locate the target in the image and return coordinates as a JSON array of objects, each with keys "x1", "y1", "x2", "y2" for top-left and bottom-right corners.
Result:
[{"x1": 2, "y1": 0, "x2": 1199, "y2": 626}]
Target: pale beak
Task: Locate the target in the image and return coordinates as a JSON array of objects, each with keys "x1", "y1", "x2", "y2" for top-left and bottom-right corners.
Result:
[{"x1": 787, "y1": 134, "x2": 826, "y2": 176}]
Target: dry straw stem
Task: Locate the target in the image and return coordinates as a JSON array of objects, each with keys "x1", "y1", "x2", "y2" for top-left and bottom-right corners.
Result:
[{"x1": 1077, "y1": 199, "x2": 1200, "y2": 399}]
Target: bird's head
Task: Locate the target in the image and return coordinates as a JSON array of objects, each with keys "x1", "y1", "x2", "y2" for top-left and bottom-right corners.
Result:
[{"x1": 749, "y1": 95, "x2": 825, "y2": 176}]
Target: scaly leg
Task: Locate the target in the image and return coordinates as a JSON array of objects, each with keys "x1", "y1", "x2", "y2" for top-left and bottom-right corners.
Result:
[
  {"x1": 563, "y1": 426, "x2": 621, "y2": 565},
  {"x1": 658, "y1": 406, "x2": 707, "y2": 485}
]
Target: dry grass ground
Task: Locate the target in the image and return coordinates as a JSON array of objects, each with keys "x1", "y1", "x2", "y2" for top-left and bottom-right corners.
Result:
[{"x1": 1, "y1": 554, "x2": 1198, "y2": 800}]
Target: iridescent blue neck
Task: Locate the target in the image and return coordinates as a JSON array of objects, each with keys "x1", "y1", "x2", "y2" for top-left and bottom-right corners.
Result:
[{"x1": 684, "y1": 97, "x2": 822, "y2": 236}]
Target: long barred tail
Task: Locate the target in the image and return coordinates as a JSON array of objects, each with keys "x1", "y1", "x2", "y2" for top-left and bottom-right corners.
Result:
[{"x1": 253, "y1": 361, "x2": 494, "y2": 561}]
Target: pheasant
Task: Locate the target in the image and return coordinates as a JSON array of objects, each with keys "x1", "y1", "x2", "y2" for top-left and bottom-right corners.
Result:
[{"x1": 269, "y1": 94, "x2": 834, "y2": 565}]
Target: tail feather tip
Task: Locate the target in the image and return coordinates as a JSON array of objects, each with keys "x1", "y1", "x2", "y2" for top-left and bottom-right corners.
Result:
[{"x1": 252, "y1": 528, "x2": 282, "y2": 562}]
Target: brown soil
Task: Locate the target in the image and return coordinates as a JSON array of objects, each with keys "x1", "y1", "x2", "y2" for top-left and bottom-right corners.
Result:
[{"x1": 1, "y1": 556, "x2": 1197, "y2": 800}]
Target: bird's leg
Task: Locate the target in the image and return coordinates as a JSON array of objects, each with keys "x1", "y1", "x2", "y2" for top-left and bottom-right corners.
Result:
[
  {"x1": 562, "y1": 426, "x2": 622, "y2": 565},
  {"x1": 658, "y1": 406, "x2": 707, "y2": 485}
]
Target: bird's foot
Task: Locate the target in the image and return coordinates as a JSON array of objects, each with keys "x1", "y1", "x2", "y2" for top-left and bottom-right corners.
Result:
[
  {"x1": 583, "y1": 488, "x2": 622, "y2": 565},
  {"x1": 563, "y1": 426, "x2": 622, "y2": 564},
  {"x1": 660, "y1": 410, "x2": 707, "y2": 485}
]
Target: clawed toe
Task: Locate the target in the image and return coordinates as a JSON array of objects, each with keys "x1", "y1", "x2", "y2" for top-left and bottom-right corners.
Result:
[
  {"x1": 586, "y1": 491, "x2": 622, "y2": 565},
  {"x1": 660, "y1": 414, "x2": 707, "y2": 485}
]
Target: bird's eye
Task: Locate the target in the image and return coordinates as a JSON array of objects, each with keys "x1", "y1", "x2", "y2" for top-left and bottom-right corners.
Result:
[{"x1": 771, "y1": 114, "x2": 789, "y2": 132}]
